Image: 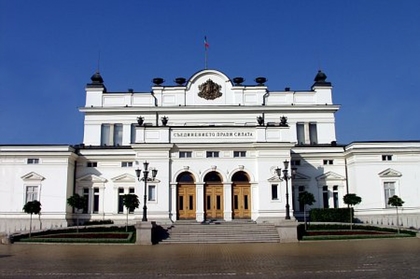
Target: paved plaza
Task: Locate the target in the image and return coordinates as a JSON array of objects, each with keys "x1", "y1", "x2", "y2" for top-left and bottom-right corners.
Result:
[{"x1": 1, "y1": 238, "x2": 420, "y2": 278}]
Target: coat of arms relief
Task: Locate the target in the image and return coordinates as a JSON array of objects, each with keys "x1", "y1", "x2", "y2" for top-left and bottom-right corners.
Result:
[{"x1": 198, "y1": 79, "x2": 222, "y2": 100}]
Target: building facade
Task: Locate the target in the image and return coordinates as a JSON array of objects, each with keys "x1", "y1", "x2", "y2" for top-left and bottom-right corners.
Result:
[{"x1": 1, "y1": 69, "x2": 419, "y2": 234}]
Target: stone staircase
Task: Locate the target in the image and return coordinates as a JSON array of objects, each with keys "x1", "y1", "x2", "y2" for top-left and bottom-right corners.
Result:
[{"x1": 159, "y1": 220, "x2": 280, "y2": 244}]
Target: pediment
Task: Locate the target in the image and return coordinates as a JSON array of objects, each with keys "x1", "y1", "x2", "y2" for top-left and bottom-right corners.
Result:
[
  {"x1": 378, "y1": 168, "x2": 402, "y2": 178},
  {"x1": 293, "y1": 172, "x2": 311, "y2": 181},
  {"x1": 267, "y1": 175, "x2": 282, "y2": 182},
  {"x1": 316, "y1": 171, "x2": 345, "y2": 181},
  {"x1": 111, "y1": 173, "x2": 136, "y2": 183},
  {"x1": 76, "y1": 174, "x2": 107, "y2": 183},
  {"x1": 21, "y1": 172, "x2": 45, "y2": 181}
]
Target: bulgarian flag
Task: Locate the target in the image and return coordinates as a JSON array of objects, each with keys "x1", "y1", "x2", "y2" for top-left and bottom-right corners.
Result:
[{"x1": 204, "y1": 36, "x2": 209, "y2": 49}]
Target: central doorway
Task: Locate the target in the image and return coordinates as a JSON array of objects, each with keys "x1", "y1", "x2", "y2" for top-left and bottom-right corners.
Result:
[{"x1": 204, "y1": 171, "x2": 224, "y2": 220}]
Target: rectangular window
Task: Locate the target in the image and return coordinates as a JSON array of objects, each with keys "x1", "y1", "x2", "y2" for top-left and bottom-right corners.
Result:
[
  {"x1": 26, "y1": 186, "x2": 38, "y2": 202},
  {"x1": 384, "y1": 182, "x2": 395, "y2": 208},
  {"x1": 121, "y1": 161, "x2": 133, "y2": 167},
  {"x1": 309, "y1": 123, "x2": 318, "y2": 144},
  {"x1": 296, "y1": 123, "x2": 305, "y2": 145},
  {"x1": 206, "y1": 151, "x2": 219, "y2": 158},
  {"x1": 93, "y1": 187, "x2": 99, "y2": 213},
  {"x1": 101, "y1": 124, "x2": 111, "y2": 146},
  {"x1": 113, "y1": 123, "x2": 123, "y2": 146},
  {"x1": 148, "y1": 185, "x2": 156, "y2": 201},
  {"x1": 83, "y1": 188, "x2": 89, "y2": 213},
  {"x1": 179, "y1": 151, "x2": 192, "y2": 158},
  {"x1": 382, "y1": 155, "x2": 393, "y2": 161},
  {"x1": 291, "y1": 160, "x2": 301, "y2": 166},
  {"x1": 233, "y1": 151, "x2": 246, "y2": 158},
  {"x1": 101, "y1": 123, "x2": 123, "y2": 146},
  {"x1": 27, "y1": 158, "x2": 39, "y2": 164},
  {"x1": 322, "y1": 186, "x2": 329, "y2": 208},
  {"x1": 271, "y1": 184, "x2": 278, "y2": 200},
  {"x1": 298, "y1": 186, "x2": 305, "y2": 212},
  {"x1": 87, "y1": 162, "x2": 98, "y2": 167},
  {"x1": 323, "y1": 159, "x2": 334, "y2": 165},
  {"x1": 333, "y1": 185, "x2": 339, "y2": 208},
  {"x1": 118, "y1": 188, "x2": 124, "y2": 214},
  {"x1": 131, "y1": 123, "x2": 136, "y2": 144}
]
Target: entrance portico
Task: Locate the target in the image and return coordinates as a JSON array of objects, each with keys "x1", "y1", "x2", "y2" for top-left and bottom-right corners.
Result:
[{"x1": 173, "y1": 170, "x2": 252, "y2": 222}]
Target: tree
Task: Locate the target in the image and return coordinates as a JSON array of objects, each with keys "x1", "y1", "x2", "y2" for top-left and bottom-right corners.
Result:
[
  {"x1": 67, "y1": 193, "x2": 87, "y2": 233},
  {"x1": 388, "y1": 195, "x2": 405, "y2": 234},
  {"x1": 298, "y1": 191, "x2": 316, "y2": 230},
  {"x1": 122, "y1": 194, "x2": 140, "y2": 231},
  {"x1": 343, "y1": 193, "x2": 362, "y2": 230},
  {"x1": 23, "y1": 200, "x2": 42, "y2": 238}
]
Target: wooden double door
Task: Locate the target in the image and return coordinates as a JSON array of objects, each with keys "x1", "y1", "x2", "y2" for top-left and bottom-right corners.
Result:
[
  {"x1": 232, "y1": 184, "x2": 251, "y2": 219},
  {"x1": 177, "y1": 183, "x2": 251, "y2": 220},
  {"x1": 177, "y1": 184, "x2": 196, "y2": 220},
  {"x1": 204, "y1": 184, "x2": 224, "y2": 220}
]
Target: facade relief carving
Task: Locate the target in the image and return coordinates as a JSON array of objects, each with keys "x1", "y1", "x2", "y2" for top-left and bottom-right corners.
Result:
[{"x1": 198, "y1": 79, "x2": 222, "y2": 100}]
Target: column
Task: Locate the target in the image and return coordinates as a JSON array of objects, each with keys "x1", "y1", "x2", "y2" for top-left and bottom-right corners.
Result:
[
  {"x1": 196, "y1": 182, "x2": 205, "y2": 222},
  {"x1": 169, "y1": 183, "x2": 177, "y2": 222},
  {"x1": 223, "y1": 183, "x2": 232, "y2": 221}
]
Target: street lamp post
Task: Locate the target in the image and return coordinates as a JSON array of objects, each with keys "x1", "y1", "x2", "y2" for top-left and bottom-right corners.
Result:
[
  {"x1": 135, "y1": 161, "x2": 158, "y2": 222},
  {"x1": 275, "y1": 160, "x2": 297, "y2": 220}
]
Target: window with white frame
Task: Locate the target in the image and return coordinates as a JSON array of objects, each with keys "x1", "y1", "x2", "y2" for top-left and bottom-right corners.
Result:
[
  {"x1": 25, "y1": 186, "x2": 38, "y2": 202},
  {"x1": 298, "y1": 186, "x2": 305, "y2": 211},
  {"x1": 296, "y1": 123, "x2": 305, "y2": 145},
  {"x1": 323, "y1": 159, "x2": 334, "y2": 165},
  {"x1": 148, "y1": 185, "x2": 156, "y2": 201},
  {"x1": 322, "y1": 186, "x2": 329, "y2": 208},
  {"x1": 27, "y1": 158, "x2": 39, "y2": 164},
  {"x1": 309, "y1": 123, "x2": 318, "y2": 144},
  {"x1": 82, "y1": 188, "x2": 89, "y2": 213},
  {"x1": 118, "y1": 188, "x2": 125, "y2": 213},
  {"x1": 333, "y1": 185, "x2": 339, "y2": 208},
  {"x1": 131, "y1": 123, "x2": 136, "y2": 144},
  {"x1": 179, "y1": 151, "x2": 192, "y2": 158},
  {"x1": 101, "y1": 123, "x2": 123, "y2": 146},
  {"x1": 121, "y1": 161, "x2": 133, "y2": 167},
  {"x1": 206, "y1": 151, "x2": 219, "y2": 158},
  {"x1": 117, "y1": 187, "x2": 135, "y2": 213},
  {"x1": 382, "y1": 155, "x2": 393, "y2": 161},
  {"x1": 291, "y1": 160, "x2": 301, "y2": 166},
  {"x1": 384, "y1": 182, "x2": 396, "y2": 208},
  {"x1": 93, "y1": 187, "x2": 99, "y2": 213},
  {"x1": 233, "y1": 151, "x2": 246, "y2": 158},
  {"x1": 271, "y1": 184, "x2": 279, "y2": 200}
]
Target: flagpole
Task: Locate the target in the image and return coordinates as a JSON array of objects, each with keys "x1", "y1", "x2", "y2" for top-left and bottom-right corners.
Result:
[
  {"x1": 205, "y1": 46, "x2": 208, "y2": 69},
  {"x1": 204, "y1": 36, "x2": 209, "y2": 69}
]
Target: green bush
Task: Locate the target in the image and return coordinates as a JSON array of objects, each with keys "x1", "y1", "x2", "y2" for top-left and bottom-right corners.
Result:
[{"x1": 310, "y1": 208, "x2": 352, "y2": 222}]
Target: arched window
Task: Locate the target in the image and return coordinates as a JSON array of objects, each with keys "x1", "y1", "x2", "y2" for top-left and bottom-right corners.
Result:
[
  {"x1": 231, "y1": 171, "x2": 249, "y2": 182},
  {"x1": 204, "y1": 171, "x2": 222, "y2": 183},
  {"x1": 176, "y1": 172, "x2": 195, "y2": 183}
]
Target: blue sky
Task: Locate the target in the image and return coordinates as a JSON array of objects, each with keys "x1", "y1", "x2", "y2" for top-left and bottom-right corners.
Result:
[{"x1": 1, "y1": 1, "x2": 419, "y2": 145}]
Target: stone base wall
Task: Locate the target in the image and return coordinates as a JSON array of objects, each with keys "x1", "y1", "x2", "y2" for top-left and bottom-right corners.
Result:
[
  {"x1": 0, "y1": 217, "x2": 68, "y2": 235},
  {"x1": 355, "y1": 212, "x2": 420, "y2": 230}
]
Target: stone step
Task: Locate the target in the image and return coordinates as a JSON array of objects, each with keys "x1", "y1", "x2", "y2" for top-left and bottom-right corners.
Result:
[{"x1": 160, "y1": 221, "x2": 280, "y2": 244}]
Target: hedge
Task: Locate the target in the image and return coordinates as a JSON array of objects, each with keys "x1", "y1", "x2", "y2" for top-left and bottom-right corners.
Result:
[{"x1": 310, "y1": 208, "x2": 352, "y2": 222}]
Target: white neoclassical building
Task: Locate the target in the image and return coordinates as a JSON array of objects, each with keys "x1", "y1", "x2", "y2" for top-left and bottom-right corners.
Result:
[{"x1": 1, "y1": 68, "x2": 419, "y2": 234}]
